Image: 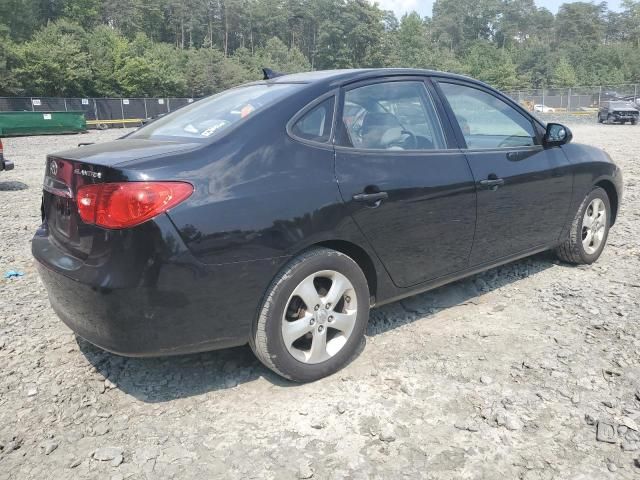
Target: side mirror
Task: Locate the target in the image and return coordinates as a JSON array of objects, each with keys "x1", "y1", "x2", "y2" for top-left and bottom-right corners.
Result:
[{"x1": 544, "y1": 123, "x2": 572, "y2": 147}]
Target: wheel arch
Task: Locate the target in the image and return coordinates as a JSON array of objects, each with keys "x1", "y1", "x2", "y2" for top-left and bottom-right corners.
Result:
[
  {"x1": 594, "y1": 179, "x2": 619, "y2": 225},
  {"x1": 310, "y1": 239, "x2": 378, "y2": 304}
]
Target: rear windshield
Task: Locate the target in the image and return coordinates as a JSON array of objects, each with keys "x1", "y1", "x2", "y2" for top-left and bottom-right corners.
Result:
[{"x1": 129, "y1": 83, "x2": 303, "y2": 141}]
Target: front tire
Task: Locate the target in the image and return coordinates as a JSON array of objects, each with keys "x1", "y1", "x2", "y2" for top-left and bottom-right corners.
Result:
[
  {"x1": 250, "y1": 248, "x2": 370, "y2": 382},
  {"x1": 555, "y1": 187, "x2": 611, "y2": 265}
]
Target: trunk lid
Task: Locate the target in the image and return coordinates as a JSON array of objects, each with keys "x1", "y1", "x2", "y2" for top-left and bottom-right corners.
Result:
[
  {"x1": 52, "y1": 138, "x2": 201, "y2": 167},
  {"x1": 41, "y1": 138, "x2": 199, "y2": 259},
  {"x1": 42, "y1": 156, "x2": 109, "y2": 259}
]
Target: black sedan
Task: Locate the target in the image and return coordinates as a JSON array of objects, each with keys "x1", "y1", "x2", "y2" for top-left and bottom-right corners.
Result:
[{"x1": 33, "y1": 69, "x2": 623, "y2": 382}]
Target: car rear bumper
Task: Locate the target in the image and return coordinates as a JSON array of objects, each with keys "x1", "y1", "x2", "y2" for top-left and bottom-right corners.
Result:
[{"x1": 33, "y1": 214, "x2": 283, "y2": 356}]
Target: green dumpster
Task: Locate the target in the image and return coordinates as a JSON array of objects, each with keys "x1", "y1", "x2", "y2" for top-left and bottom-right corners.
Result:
[{"x1": 0, "y1": 111, "x2": 87, "y2": 136}]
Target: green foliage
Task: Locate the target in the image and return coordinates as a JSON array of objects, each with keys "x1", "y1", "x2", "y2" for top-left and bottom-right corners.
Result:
[
  {"x1": 0, "y1": 26, "x2": 18, "y2": 95},
  {"x1": 555, "y1": 2, "x2": 607, "y2": 44},
  {"x1": 62, "y1": 0, "x2": 103, "y2": 29},
  {"x1": 12, "y1": 21, "x2": 93, "y2": 96},
  {"x1": 552, "y1": 57, "x2": 577, "y2": 87},
  {"x1": 1, "y1": 0, "x2": 640, "y2": 97},
  {"x1": 464, "y1": 42, "x2": 521, "y2": 90}
]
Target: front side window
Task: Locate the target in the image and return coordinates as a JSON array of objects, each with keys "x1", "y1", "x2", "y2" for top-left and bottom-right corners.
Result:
[
  {"x1": 439, "y1": 82, "x2": 537, "y2": 149},
  {"x1": 129, "y1": 83, "x2": 303, "y2": 141},
  {"x1": 291, "y1": 97, "x2": 334, "y2": 143},
  {"x1": 339, "y1": 81, "x2": 446, "y2": 150}
]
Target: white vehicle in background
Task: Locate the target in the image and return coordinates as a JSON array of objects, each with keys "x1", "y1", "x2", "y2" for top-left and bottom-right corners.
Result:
[{"x1": 534, "y1": 104, "x2": 555, "y2": 113}]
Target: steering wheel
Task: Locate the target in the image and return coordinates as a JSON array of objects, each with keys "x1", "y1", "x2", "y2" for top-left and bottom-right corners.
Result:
[{"x1": 388, "y1": 130, "x2": 417, "y2": 150}]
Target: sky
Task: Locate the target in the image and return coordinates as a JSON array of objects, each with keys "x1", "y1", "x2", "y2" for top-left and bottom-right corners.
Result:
[{"x1": 374, "y1": 0, "x2": 624, "y2": 18}]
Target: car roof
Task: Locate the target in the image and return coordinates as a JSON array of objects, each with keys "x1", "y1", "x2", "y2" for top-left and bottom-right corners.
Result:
[{"x1": 257, "y1": 68, "x2": 486, "y2": 88}]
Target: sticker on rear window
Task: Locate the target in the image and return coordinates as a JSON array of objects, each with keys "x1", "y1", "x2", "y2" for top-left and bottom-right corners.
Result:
[{"x1": 201, "y1": 121, "x2": 229, "y2": 137}]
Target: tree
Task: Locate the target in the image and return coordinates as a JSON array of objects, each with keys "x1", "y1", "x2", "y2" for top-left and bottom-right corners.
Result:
[
  {"x1": 0, "y1": 0, "x2": 47, "y2": 41},
  {"x1": 495, "y1": 0, "x2": 539, "y2": 47},
  {"x1": 2, "y1": 0, "x2": 640, "y2": 97},
  {"x1": 0, "y1": 26, "x2": 18, "y2": 95},
  {"x1": 395, "y1": 13, "x2": 430, "y2": 67},
  {"x1": 621, "y1": 0, "x2": 640, "y2": 47},
  {"x1": 552, "y1": 57, "x2": 577, "y2": 87},
  {"x1": 86, "y1": 26, "x2": 130, "y2": 96},
  {"x1": 464, "y1": 41, "x2": 520, "y2": 89},
  {"x1": 432, "y1": 0, "x2": 501, "y2": 51},
  {"x1": 12, "y1": 21, "x2": 92, "y2": 96},
  {"x1": 63, "y1": 0, "x2": 103, "y2": 29},
  {"x1": 555, "y1": 2, "x2": 607, "y2": 44},
  {"x1": 116, "y1": 35, "x2": 188, "y2": 96}
]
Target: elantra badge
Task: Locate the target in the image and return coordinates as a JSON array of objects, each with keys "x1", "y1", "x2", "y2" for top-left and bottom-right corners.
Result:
[{"x1": 73, "y1": 168, "x2": 102, "y2": 179}]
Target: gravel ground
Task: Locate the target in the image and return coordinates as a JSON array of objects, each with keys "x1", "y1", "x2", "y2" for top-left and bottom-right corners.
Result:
[{"x1": 1, "y1": 124, "x2": 639, "y2": 479}]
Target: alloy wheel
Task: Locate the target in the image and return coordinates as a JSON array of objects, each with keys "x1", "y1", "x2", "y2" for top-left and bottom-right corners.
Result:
[
  {"x1": 582, "y1": 198, "x2": 607, "y2": 255},
  {"x1": 281, "y1": 270, "x2": 358, "y2": 364}
]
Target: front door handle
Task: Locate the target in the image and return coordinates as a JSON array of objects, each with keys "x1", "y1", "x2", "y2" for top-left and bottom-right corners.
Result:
[
  {"x1": 353, "y1": 191, "x2": 388, "y2": 204},
  {"x1": 353, "y1": 192, "x2": 388, "y2": 202},
  {"x1": 479, "y1": 177, "x2": 504, "y2": 190}
]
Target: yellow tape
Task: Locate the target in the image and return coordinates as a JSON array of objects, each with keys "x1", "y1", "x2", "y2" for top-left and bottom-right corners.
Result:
[{"x1": 86, "y1": 119, "x2": 143, "y2": 125}]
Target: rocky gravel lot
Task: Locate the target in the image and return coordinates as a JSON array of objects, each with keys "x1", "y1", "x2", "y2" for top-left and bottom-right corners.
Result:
[{"x1": 1, "y1": 124, "x2": 639, "y2": 479}]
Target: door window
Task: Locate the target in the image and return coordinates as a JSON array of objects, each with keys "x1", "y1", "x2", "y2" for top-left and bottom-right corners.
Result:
[
  {"x1": 439, "y1": 82, "x2": 537, "y2": 149},
  {"x1": 339, "y1": 81, "x2": 445, "y2": 150},
  {"x1": 291, "y1": 97, "x2": 334, "y2": 143}
]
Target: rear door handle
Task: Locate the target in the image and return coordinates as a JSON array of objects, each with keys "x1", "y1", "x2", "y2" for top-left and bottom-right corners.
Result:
[
  {"x1": 353, "y1": 192, "x2": 388, "y2": 203},
  {"x1": 479, "y1": 178, "x2": 504, "y2": 189}
]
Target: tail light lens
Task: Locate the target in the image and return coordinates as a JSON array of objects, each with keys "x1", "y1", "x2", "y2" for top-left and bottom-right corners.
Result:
[
  {"x1": 77, "y1": 182, "x2": 193, "y2": 229},
  {"x1": 0, "y1": 138, "x2": 3, "y2": 154}
]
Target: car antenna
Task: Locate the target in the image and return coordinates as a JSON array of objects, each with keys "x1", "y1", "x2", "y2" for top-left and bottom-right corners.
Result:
[{"x1": 262, "y1": 68, "x2": 285, "y2": 80}]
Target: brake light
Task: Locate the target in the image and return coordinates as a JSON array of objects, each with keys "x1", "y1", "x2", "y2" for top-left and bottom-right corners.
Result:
[
  {"x1": 0, "y1": 138, "x2": 3, "y2": 154},
  {"x1": 77, "y1": 182, "x2": 193, "y2": 229}
]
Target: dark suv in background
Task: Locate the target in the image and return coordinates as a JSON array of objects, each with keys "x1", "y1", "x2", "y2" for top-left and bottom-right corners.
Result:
[{"x1": 598, "y1": 101, "x2": 639, "y2": 124}]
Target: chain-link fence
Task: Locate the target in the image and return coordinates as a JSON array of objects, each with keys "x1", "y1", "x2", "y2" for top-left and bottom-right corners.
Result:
[
  {"x1": 1, "y1": 85, "x2": 639, "y2": 127},
  {"x1": 504, "y1": 84, "x2": 640, "y2": 115},
  {"x1": 0, "y1": 97, "x2": 195, "y2": 128}
]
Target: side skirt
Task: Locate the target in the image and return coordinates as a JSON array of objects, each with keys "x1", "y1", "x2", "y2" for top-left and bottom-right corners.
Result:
[{"x1": 373, "y1": 243, "x2": 556, "y2": 308}]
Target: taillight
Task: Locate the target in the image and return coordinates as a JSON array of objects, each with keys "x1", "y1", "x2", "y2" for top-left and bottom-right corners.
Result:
[
  {"x1": 76, "y1": 182, "x2": 193, "y2": 229},
  {"x1": 0, "y1": 138, "x2": 3, "y2": 154}
]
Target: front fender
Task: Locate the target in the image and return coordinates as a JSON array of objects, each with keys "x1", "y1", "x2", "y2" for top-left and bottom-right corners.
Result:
[{"x1": 561, "y1": 142, "x2": 623, "y2": 224}]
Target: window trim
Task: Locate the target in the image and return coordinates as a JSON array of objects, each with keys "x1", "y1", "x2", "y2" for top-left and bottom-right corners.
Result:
[
  {"x1": 334, "y1": 76, "x2": 454, "y2": 154},
  {"x1": 433, "y1": 78, "x2": 545, "y2": 152},
  {"x1": 286, "y1": 89, "x2": 338, "y2": 148}
]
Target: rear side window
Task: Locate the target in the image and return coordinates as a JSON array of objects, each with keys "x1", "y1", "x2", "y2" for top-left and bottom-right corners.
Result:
[
  {"x1": 291, "y1": 97, "x2": 335, "y2": 143},
  {"x1": 129, "y1": 83, "x2": 303, "y2": 141},
  {"x1": 339, "y1": 81, "x2": 446, "y2": 150}
]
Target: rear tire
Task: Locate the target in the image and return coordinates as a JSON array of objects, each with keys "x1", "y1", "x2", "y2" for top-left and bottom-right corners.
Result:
[
  {"x1": 250, "y1": 248, "x2": 370, "y2": 382},
  {"x1": 555, "y1": 187, "x2": 611, "y2": 265}
]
